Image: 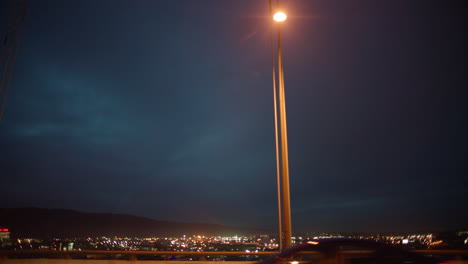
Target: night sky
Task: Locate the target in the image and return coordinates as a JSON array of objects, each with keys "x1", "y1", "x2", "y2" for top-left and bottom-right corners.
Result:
[{"x1": 1, "y1": 0, "x2": 467, "y2": 233}]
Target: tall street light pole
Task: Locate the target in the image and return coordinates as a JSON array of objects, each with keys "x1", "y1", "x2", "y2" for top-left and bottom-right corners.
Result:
[
  {"x1": 269, "y1": 0, "x2": 283, "y2": 250},
  {"x1": 273, "y1": 10, "x2": 293, "y2": 250}
]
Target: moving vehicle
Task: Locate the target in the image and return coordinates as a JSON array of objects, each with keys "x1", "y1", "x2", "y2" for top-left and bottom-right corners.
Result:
[{"x1": 261, "y1": 239, "x2": 444, "y2": 264}]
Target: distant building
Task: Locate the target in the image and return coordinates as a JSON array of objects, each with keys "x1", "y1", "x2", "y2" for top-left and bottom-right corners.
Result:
[
  {"x1": 0, "y1": 228, "x2": 10, "y2": 241},
  {"x1": 0, "y1": 228, "x2": 11, "y2": 248}
]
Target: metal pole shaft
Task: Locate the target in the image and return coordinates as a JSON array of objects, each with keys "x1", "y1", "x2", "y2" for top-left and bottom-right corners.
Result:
[
  {"x1": 269, "y1": 0, "x2": 283, "y2": 251},
  {"x1": 277, "y1": 23, "x2": 292, "y2": 249}
]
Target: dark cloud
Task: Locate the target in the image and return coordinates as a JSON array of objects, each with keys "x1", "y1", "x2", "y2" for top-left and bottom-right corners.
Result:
[{"x1": 1, "y1": 0, "x2": 467, "y2": 232}]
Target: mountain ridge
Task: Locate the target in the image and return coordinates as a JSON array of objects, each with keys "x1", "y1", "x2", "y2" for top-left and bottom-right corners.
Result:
[{"x1": 0, "y1": 207, "x2": 268, "y2": 238}]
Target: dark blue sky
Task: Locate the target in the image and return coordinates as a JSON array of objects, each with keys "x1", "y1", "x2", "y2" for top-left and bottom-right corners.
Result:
[{"x1": 1, "y1": 0, "x2": 467, "y2": 233}]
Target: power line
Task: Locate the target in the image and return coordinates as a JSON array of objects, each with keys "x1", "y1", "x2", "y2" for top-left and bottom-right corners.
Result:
[
  {"x1": 0, "y1": 0, "x2": 18, "y2": 69},
  {"x1": 0, "y1": 0, "x2": 29, "y2": 120}
]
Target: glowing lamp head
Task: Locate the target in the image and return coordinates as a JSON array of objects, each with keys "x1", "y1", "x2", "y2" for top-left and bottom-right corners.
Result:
[{"x1": 273, "y1": 12, "x2": 287, "y2": 22}]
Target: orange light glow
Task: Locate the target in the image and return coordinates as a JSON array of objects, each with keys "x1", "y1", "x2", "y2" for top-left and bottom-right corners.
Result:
[{"x1": 273, "y1": 12, "x2": 287, "y2": 22}]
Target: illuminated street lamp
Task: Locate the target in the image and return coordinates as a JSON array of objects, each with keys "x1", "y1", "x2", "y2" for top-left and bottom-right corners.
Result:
[
  {"x1": 272, "y1": 9, "x2": 292, "y2": 250},
  {"x1": 273, "y1": 11, "x2": 287, "y2": 22}
]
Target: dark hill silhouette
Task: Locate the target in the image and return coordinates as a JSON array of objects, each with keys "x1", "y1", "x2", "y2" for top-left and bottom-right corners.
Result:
[{"x1": 0, "y1": 208, "x2": 267, "y2": 238}]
